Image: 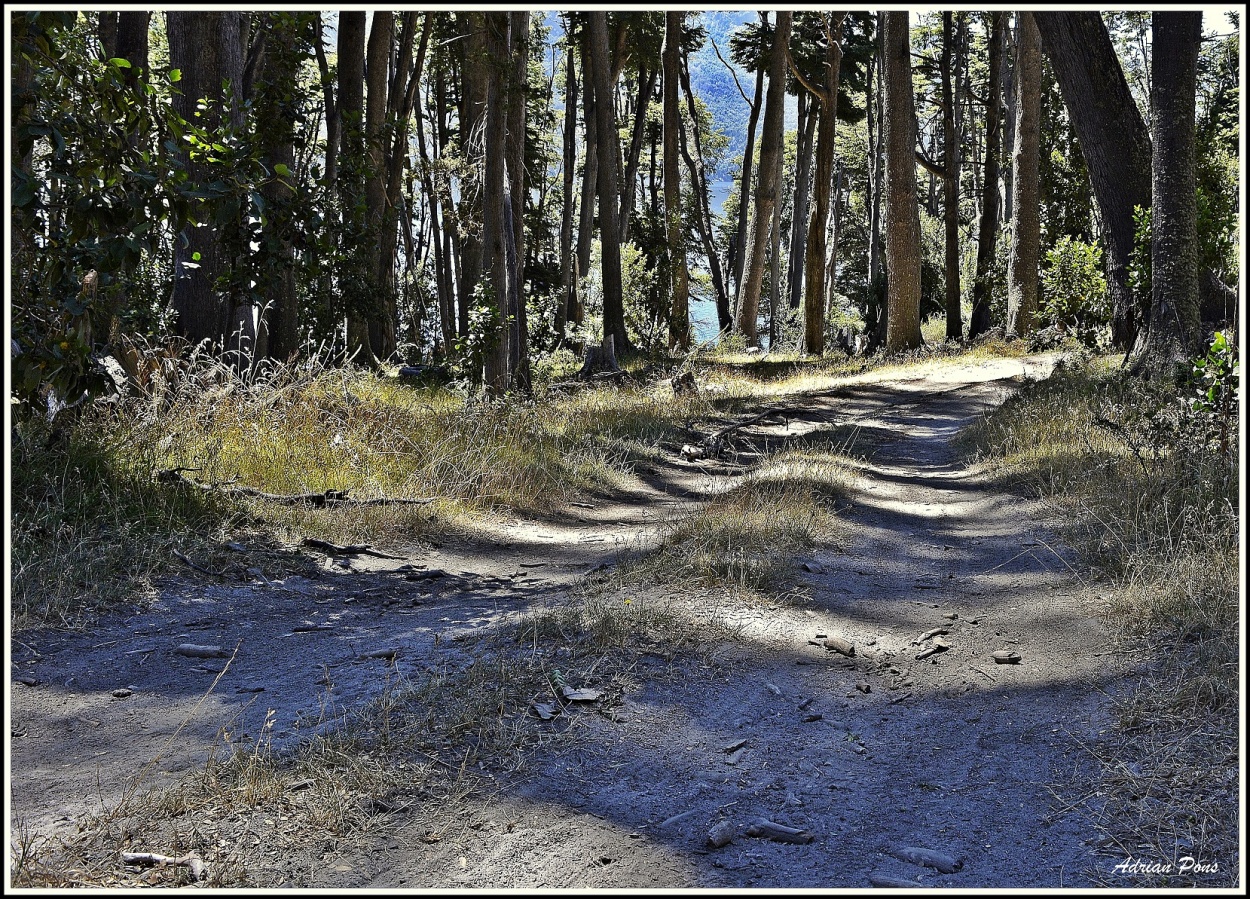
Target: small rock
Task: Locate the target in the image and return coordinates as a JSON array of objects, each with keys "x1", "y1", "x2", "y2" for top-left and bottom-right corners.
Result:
[
  {"x1": 111, "y1": 688, "x2": 133, "y2": 698},
  {"x1": 801, "y1": 561, "x2": 824, "y2": 573},
  {"x1": 855, "y1": 682, "x2": 871, "y2": 694},
  {"x1": 991, "y1": 650, "x2": 1021, "y2": 664},
  {"x1": 707, "y1": 820, "x2": 736, "y2": 848},
  {"x1": 802, "y1": 713, "x2": 824, "y2": 723}
]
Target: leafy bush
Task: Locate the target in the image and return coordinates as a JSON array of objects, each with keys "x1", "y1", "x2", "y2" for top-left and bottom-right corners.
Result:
[{"x1": 1040, "y1": 236, "x2": 1109, "y2": 348}]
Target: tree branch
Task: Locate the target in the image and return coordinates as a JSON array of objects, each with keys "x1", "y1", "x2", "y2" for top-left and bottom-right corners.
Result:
[
  {"x1": 709, "y1": 34, "x2": 754, "y2": 110},
  {"x1": 914, "y1": 148, "x2": 947, "y2": 178}
]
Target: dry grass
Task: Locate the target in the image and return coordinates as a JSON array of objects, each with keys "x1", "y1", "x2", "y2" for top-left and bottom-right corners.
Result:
[{"x1": 962, "y1": 355, "x2": 1239, "y2": 886}]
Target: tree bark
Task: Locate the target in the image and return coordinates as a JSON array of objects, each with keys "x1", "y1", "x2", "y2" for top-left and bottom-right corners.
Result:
[
  {"x1": 881, "y1": 11, "x2": 922, "y2": 352},
  {"x1": 737, "y1": 10, "x2": 791, "y2": 347},
  {"x1": 969, "y1": 12, "x2": 1003, "y2": 339},
  {"x1": 588, "y1": 11, "x2": 630, "y2": 354},
  {"x1": 360, "y1": 11, "x2": 393, "y2": 361},
  {"x1": 787, "y1": 91, "x2": 815, "y2": 312},
  {"x1": 576, "y1": 24, "x2": 599, "y2": 317},
  {"x1": 664, "y1": 11, "x2": 690, "y2": 350},
  {"x1": 1034, "y1": 11, "x2": 1152, "y2": 349},
  {"x1": 336, "y1": 11, "x2": 367, "y2": 360},
  {"x1": 506, "y1": 10, "x2": 531, "y2": 391},
  {"x1": 794, "y1": 12, "x2": 846, "y2": 356},
  {"x1": 1006, "y1": 13, "x2": 1041, "y2": 338},
  {"x1": 1133, "y1": 12, "x2": 1202, "y2": 371}
]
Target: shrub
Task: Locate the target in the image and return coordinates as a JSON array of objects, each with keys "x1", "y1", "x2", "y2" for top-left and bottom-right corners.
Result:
[{"x1": 1040, "y1": 235, "x2": 1109, "y2": 348}]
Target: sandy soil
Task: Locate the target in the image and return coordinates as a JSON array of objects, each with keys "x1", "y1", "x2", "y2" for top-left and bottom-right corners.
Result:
[{"x1": 8, "y1": 353, "x2": 1146, "y2": 888}]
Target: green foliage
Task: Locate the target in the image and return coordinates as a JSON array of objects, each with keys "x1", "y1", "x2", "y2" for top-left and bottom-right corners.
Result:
[
  {"x1": 1190, "y1": 330, "x2": 1239, "y2": 455},
  {"x1": 1040, "y1": 236, "x2": 1109, "y2": 348},
  {"x1": 453, "y1": 281, "x2": 509, "y2": 383},
  {"x1": 10, "y1": 13, "x2": 189, "y2": 414}
]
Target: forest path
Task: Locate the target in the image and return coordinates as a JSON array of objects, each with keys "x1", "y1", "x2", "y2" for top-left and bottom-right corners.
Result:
[{"x1": 9, "y1": 352, "x2": 1137, "y2": 887}]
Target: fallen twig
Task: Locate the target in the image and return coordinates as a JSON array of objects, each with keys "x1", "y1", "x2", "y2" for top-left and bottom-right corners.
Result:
[
  {"x1": 121, "y1": 851, "x2": 205, "y2": 881},
  {"x1": 155, "y1": 469, "x2": 434, "y2": 508},
  {"x1": 172, "y1": 549, "x2": 227, "y2": 578},
  {"x1": 300, "y1": 538, "x2": 405, "y2": 560}
]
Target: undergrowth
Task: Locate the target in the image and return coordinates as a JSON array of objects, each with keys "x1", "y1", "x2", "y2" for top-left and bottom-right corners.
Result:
[{"x1": 962, "y1": 348, "x2": 1240, "y2": 886}]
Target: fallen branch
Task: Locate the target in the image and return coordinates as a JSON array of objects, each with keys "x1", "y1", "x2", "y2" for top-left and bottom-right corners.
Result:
[
  {"x1": 172, "y1": 549, "x2": 227, "y2": 578},
  {"x1": 745, "y1": 818, "x2": 814, "y2": 844},
  {"x1": 155, "y1": 469, "x2": 434, "y2": 508},
  {"x1": 120, "y1": 851, "x2": 206, "y2": 881},
  {"x1": 300, "y1": 538, "x2": 405, "y2": 560}
]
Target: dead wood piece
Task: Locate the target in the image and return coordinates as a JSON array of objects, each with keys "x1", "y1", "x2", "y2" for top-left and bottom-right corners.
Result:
[
  {"x1": 913, "y1": 627, "x2": 950, "y2": 645},
  {"x1": 577, "y1": 334, "x2": 622, "y2": 379},
  {"x1": 868, "y1": 873, "x2": 921, "y2": 888},
  {"x1": 745, "y1": 819, "x2": 814, "y2": 844},
  {"x1": 707, "y1": 820, "x2": 736, "y2": 848},
  {"x1": 672, "y1": 371, "x2": 698, "y2": 395},
  {"x1": 822, "y1": 636, "x2": 856, "y2": 657},
  {"x1": 156, "y1": 468, "x2": 433, "y2": 508},
  {"x1": 915, "y1": 642, "x2": 949, "y2": 661},
  {"x1": 121, "y1": 851, "x2": 206, "y2": 881},
  {"x1": 172, "y1": 549, "x2": 227, "y2": 578},
  {"x1": 359, "y1": 647, "x2": 400, "y2": 660},
  {"x1": 890, "y1": 846, "x2": 963, "y2": 874},
  {"x1": 175, "y1": 644, "x2": 228, "y2": 659},
  {"x1": 300, "y1": 538, "x2": 405, "y2": 560}
]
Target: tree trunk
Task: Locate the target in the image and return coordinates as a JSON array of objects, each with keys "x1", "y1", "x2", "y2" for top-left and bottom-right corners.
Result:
[
  {"x1": 969, "y1": 12, "x2": 1004, "y2": 339},
  {"x1": 620, "y1": 64, "x2": 657, "y2": 246},
  {"x1": 576, "y1": 24, "x2": 599, "y2": 314},
  {"x1": 313, "y1": 16, "x2": 339, "y2": 187},
  {"x1": 336, "y1": 11, "x2": 367, "y2": 360},
  {"x1": 679, "y1": 51, "x2": 731, "y2": 332},
  {"x1": 737, "y1": 10, "x2": 791, "y2": 347},
  {"x1": 881, "y1": 10, "x2": 922, "y2": 352},
  {"x1": 732, "y1": 43, "x2": 766, "y2": 307},
  {"x1": 167, "y1": 12, "x2": 246, "y2": 355},
  {"x1": 941, "y1": 12, "x2": 962, "y2": 340},
  {"x1": 360, "y1": 11, "x2": 393, "y2": 361},
  {"x1": 257, "y1": 13, "x2": 308, "y2": 361},
  {"x1": 798, "y1": 13, "x2": 844, "y2": 357},
  {"x1": 1133, "y1": 12, "x2": 1202, "y2": 371},
  {"x1": 1006, "y1": 13, "x2": 1041, "y2": 338},
  {"x1": 507, "y1": 10, "x2": 531, "y2": 391},
  {"x1": 1000, "y1": 16, "x2": 1017, "y2": 226},
  {"x1": 1034, "y1": 11, "x2": 1152, "y2": 349},
  {"x1": 664, "y1": 11, "x2": 690, "y2": 350},
  {"x1": 588, "y1": 12, "x2": 630, "y2": 354},
  {"x1": 558, "y1": 42, "x2": 578, "y2": 340},
  {"x1": 457, "y1": 12, "x2": 487, "y2": 351},
  {"x1": 788, "y1": 90, "x2": 816, "y2": 313},
  {"x1": 481, "y1": 12, "x2": 511, "y2": 395}
]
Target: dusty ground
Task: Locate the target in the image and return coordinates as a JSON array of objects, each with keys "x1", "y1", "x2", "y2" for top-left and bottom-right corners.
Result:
[{"x1": 9, "y1": 353, "x2": 1157, "y2": 888}]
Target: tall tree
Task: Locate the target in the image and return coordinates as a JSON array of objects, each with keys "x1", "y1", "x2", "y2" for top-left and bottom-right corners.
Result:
[
  {"x1": 788, "y1": 12, "x2": 848, "y2": 355},
  {"x1": 167, "y1": 12, "x2": 246, "y2": 353},
  {"x1": 1006, "y1": 13, "x2": 1041, "y2": 338},
  {"x1": 881, "y1": 10, "x2": 922, "y2": 352},
  {"x1": 506, "y1": 10, "x2": 531, "y2": 391},
  {"x1": 940, "y1": 12, "x2": 962, "y2": 339},
  {"x1": 664, "y1": 11, "x2": 690, "y2": 349},
  {"x1": 336, "y1": 11, "x2": 368, "y2": 360},
  {"x1": 1134, "y1": 12, "x2": 1202, "y2": 369},
  {"x1": 732, "y1": 34, "x2": 766, "y2": 308},
  {"x1": 256, "y1": 13, "x2": 310, "y2": 361},
  {"x1": 357, "y1": 11, "x2": 393, "y2": 361},
  {"x1": 587, "y1": 11, "x2": 630, "y2": 354},
  {"x1": 737, "y1": 10, "x2": 791, "y2": 347},
  {"x1": 557, "y1": 40, "x2": 579, "y2": 340},
  {"x1": 969, "y1": 12, "x2": 1004, "y2": 339},
  {"x1": 1033, "y1": 12, "x2": 1152, "y2": 349},
  {"x1": 481, "y1": 12, "x2": 511, "y2": 394}
]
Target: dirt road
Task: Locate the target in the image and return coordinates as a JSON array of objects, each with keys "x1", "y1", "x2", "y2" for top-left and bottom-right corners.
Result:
[{"x1": 9, "y1": 353, "x2": 1140, "y2": 887}]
